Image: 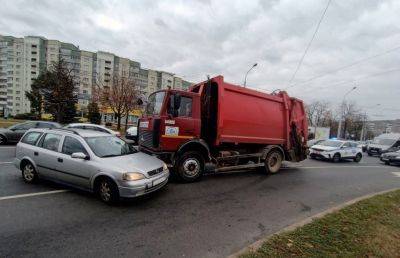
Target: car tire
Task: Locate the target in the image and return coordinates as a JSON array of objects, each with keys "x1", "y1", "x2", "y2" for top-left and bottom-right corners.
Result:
[
  {"x1": 367, "y1": 152, "x2": 372, "y2": 156},
  {"x1": 175, "y1": 151, "x2": 205, "y2": 182},
  {"x1": 264, "y1": 149, "x2": 283, "y2": 174},
  {"x1": 384, "y1": 161, "x2": 390, "y2": 165},
  {"x1": 353, "y1": 153, "x2": 362, "y2": 163},
  {"x1": 21, "y1": 161, "x2": 38, "y2": 183},
  {"x1": 96, "y1": 177, "x2": 120, "y2": 204},
  {"x1": 332, "y1": 153, "x2": 341, "y2": 163},
  {"x1": 0, "y1": 135, "x2": 6, "y2": 145}
]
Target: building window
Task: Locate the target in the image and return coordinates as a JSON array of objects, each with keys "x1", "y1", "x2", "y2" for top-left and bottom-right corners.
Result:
[
  {"x1": 31, "y1": 58, "x2": 36, "y2": 62},
  {"x1": 32, "y1": 44, "x2": 37, "y2": 48},
  {"x1": 31, "y1": 51, "x2": 37, "y2": 55}
]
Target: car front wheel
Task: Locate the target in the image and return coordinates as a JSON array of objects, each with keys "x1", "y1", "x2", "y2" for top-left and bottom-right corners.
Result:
[
  {"x1": 96, "y1": 178, "x2": 120, "y2": 204},
  {"x1": 332, "y1": 153, "x2": 341, "y2": 163},
  {"x1": 353, "y1": 153, "x2": 362, "y2": 163}
]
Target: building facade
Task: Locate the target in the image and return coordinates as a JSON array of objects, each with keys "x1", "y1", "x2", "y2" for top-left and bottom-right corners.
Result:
[{"x1": 0, "y1": 34, "x2": 193, "y2": 117}]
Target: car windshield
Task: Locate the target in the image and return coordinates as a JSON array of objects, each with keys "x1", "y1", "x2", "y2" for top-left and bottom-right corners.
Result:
[
  {"x1": 372, "y1": 138, "x2": 396, "y2": 146},
  {"x1": 319, "y1": 140, "x2": 343, "y2": 147},
  {"x1": 84, "y1": 136, "x2": 136, "y2": 158},
  {"x1": 145, "y1": 91, "x2": 165, "y2": 115}
]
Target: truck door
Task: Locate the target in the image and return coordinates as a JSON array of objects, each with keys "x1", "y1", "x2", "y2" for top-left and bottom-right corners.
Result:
[{"x1": 164, "y1": 94, "x2": 196, "y2": 150}]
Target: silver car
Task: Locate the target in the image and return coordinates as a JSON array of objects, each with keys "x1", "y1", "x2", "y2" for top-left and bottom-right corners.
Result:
[{"x1": 14, "y1": 128, "x2": 169, "y2": 203}]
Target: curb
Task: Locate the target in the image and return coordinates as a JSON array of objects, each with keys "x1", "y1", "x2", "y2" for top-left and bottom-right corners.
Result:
[{"x1": 228, "y1": 187, "x2": 400, "y2": 258}]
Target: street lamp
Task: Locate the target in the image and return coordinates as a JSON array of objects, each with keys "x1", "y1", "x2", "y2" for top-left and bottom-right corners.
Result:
[
  {"x1": 243, "y1": 63, "x2": 258, "y2": 87},
  {"x1": 337, "y1": 86, "x2": 357, "y2": 139}
]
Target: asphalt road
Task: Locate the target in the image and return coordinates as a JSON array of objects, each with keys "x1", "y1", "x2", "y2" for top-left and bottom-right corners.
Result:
[{"x1": 1, "y1": 146, "x2": 400, "y2": 258}]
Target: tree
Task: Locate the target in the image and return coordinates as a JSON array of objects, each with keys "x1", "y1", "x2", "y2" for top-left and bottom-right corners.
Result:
[
  {"x1": 87, "y1": 102, "x2": 101, "y2": 124},
  {"x1": 25, "y1": 76, "x2": 43, "y2": 119},
  {"x1": 93, "y1": 75, "x2": 139, "y2": 130}
]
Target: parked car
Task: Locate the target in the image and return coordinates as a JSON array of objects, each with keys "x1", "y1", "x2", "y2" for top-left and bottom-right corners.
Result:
[
  {"x1": 65, "y1": 123, "x2": 121, "y2": 137},
  {"x1": 380, "y1": 150, "x2": 400, "y2": 166},
  {"x1": 125, "y1": 126, "x2": 137, "y2": 142},
  {"x1": 309, "y1": 140, "x2": 362, "y2": 162},
  {"x1": 0, "y1": 121, "x2": 61, "y2": 145},
  {"x1": 14, "y1": 128, "x2": 169, "y2": 204},
  {"x1": 367, "y1": 133, "x2": 400, "y2": 156},
  {"x1": 307, "y1": 139, "x2": 325, "y2": 147},
  {"x1": 359, "y1": 140, "x2": 372, "y2": 152}
]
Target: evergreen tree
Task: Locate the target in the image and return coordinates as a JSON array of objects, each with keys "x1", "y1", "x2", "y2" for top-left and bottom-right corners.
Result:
[{"x1": 87, "y1": 102, "x2": 101, "y2": 124}]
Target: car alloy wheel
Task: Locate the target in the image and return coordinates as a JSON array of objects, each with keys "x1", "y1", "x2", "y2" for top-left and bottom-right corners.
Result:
[
  {"x1": 99, "y1": 181, "x2": 112, "y2": 202},
  {"x1": 22, "y1": 163, "x2": 37, "y2": 183}
]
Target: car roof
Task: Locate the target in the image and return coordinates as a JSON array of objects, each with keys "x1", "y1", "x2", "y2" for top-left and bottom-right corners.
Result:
[{"x1": 28, "y1": 128, "x2": 111, "y2": 138}]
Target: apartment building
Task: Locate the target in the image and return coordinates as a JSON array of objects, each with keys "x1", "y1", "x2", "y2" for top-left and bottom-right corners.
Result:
[{"x1": 0, "y1": 34, "x2": 193, "y2": 116}]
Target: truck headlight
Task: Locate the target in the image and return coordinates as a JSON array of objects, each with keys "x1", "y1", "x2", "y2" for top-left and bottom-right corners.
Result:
[
  {"x1": 122, "y1": 172, "x2": 145, "y2": 181},
  {"x1": 163, "y1": 163, "x2": 168, "y2": 170}
]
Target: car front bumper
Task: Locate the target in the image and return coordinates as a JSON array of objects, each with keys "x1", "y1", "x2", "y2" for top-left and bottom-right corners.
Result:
[
  {"x1": 118, "y1": 170, "x2": 169, "y2": 198},
  {"x1": 309, "y1": 151, "x2": 332, "y2": 159}
]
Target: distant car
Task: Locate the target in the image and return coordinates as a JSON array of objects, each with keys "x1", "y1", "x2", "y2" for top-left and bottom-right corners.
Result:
[
  {"x1": 14, "y1": 128, "x2": 169, "y2": 204},
  {"x1": 65, "y1": 123, "x2": 121, "y2": 137},
  {"x1": 0, "y1": 121, "x2": 61, "y2": 145},
  {"x1": 380, "y1": 150, "x2": 400, "y2": 166},
  {"x1": 309, "y1": 140, "x2": 362, "y2": 162},
  {"x1": 125, "y1": 126, "x2": 137, "y2": 142},
  {"x1": 307, "y1": 139, "x2": 325, "y2": 147},
  {"x1": 367, "y1": 133, "x2": 400, "y2": 156}
]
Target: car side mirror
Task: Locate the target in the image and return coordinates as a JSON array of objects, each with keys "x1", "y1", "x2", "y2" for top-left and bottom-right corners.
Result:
[{"x1": 71, "y1": 152, "x2": 89, "y2": 160}]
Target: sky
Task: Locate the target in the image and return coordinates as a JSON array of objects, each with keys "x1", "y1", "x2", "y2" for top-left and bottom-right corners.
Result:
[{"x1": 1, "y1": 0, "x2": 399, "y2": 119}]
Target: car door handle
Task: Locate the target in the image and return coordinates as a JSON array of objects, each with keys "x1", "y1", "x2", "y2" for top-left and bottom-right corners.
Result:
[
  {"x1": 57, "y1": 158, "x2": 63, "y2": 163},
  {"x1": 34, "y1": 151, "x2": 38, "y2": 156}
]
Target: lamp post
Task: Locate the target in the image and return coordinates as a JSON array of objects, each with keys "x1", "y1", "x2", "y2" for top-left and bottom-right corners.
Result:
[
  {"x1": 243, "y1": 63, "x2": 257, "y2": 87},
  {"x1": 337, "y1": 86, "x2": 357, "y2": 139}
]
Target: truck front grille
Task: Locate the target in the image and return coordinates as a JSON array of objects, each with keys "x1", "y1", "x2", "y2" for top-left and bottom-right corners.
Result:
[{"x1": 139, "y1": 130, "x2": 154, "y2": 148}]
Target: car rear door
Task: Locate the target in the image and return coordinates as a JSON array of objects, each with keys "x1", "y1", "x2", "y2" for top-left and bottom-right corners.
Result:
[
  {"x1": 56, "y1": 135, "x2": 96, "y2": 189},
  {"x1": 35, "y1": 133, "x2": 63, "y2": 179}
]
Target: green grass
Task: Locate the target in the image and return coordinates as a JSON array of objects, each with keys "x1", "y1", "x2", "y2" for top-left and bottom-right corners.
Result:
[
  {"x1": 241, "y1": 190, "x2": 400, "y2": 258},
  {"x1": 0, "y1": 118, "x2": 26, "y2": 128}
]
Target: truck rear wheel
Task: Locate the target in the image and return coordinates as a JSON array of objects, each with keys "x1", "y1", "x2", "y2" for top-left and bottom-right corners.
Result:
[
  {"x1": 264, "y1": 150, "x2": 283, "y2": 174},
  {"x1": 175, "y1": 151, "x2": 205, "y2": 182}
]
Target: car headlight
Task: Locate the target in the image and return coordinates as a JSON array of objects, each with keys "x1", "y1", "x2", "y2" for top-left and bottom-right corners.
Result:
[
  {"x1": 122, "y1": 172, "x2": 145, "y2": 181},
  {"x1": 163, "y1": 163, "x2": 168, "y2": 170}
]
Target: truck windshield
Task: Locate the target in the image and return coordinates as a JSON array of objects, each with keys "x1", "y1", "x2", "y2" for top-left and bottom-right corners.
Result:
[{"x1": 146, "y1": 91, "x2": 165, "y2": 115}]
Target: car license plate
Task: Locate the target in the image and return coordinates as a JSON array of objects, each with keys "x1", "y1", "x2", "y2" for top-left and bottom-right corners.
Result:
[{"x1": 153, "y1": 177, "x2": 165, "y2": 186}]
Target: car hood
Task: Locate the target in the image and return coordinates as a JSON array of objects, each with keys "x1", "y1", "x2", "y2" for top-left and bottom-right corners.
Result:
[
  {"x1": 368, "y1": 144, "x2": 390, "y2": 150},
  {"x1": 382, "y1": 151, "x2": 400, "y2": 157},
  {"x1": 100, "y1": 152, "x2": 164, "y2": 174},
  {"x1": 311, "y1": 145, "x2": 339, "y2": 151}
]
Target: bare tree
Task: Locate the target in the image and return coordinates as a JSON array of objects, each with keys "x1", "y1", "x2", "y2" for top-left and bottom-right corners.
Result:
[
  {"x1": 93, "y1": 74, "x2": 139, "y2": 130},
  {"x1": 306, "y1": 101, "x2": 331, "y2": 127},
  {"x1": 338, "y1": 101, "x2": 364, "y2": 139}
]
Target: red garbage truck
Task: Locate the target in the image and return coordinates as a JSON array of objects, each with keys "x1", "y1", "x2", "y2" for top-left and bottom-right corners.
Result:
[{"x1": 138, "y1": 75, "x2": 308, "y2": 182}]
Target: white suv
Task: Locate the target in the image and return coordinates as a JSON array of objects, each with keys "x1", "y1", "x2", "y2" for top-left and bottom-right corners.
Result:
[
  {"x1": 14, "y1": 128, "x2": 169, "y2": 204},
  {"x1": 309, "y1": 140, "x2": 363, "y2": 162}
]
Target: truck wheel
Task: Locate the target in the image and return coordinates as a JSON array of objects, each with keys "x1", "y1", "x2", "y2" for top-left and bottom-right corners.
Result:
[
  {"x1": 353, "y1": 153, "x2": 362, "y2": 163},
  {"x1": 176, "y1": 151, "x2": 204, "y2": 182},
  {"x1": 264, "y1": 150, "x2": 283, "y2": 174},
  {"x1": 332, "y1": 153, "x2": 341, "y2": 163}
]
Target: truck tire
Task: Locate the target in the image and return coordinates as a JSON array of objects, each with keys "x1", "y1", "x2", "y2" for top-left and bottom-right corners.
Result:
[
  {"x1": 175, "y1": 151, "x2": 205, "y2": 182},
  {"x1": 264, "y1": 149, "x2": 283, "y2": 174}
]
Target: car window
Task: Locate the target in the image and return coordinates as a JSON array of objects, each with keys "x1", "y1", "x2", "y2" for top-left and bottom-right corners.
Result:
[
  {"x1": 41, "y1": 133, "x2": 62, "y2": 152},
  {"x1": 351, "y1": 142, "x2": 358, "y2": 148},
  {"x1": 85, "y1": 136, "x2": 136, "y2": 157},
  {"x1": 14, "y1": 122, "x2": 37, "y2": 130},
  {"x1": 20, "y1": 132, "x2": 42, "y2": 145},
  {"x1": 37, "y1": 122, "x2": 54, "y2": 128},
  {"x1": 62, "y1": 136, "x2": 88, "y2": 155},
  {"x1": 343, "y1": 142, "x2": 351, "y2": 148}
]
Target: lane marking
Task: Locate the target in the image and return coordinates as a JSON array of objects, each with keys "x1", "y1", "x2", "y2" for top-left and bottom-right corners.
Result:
[
  {"x1": 391, "y1": 172, "x2": 400, "y2": 177},
  {"x1": 283, "y1": 165, "x2": 384, "y2": 169},
  {"x1": 0, "y1": 161, "x2": 13, "y2": 165},
  {"x1": 0, "y1": 190, "x2": 69, "y2": 201}
]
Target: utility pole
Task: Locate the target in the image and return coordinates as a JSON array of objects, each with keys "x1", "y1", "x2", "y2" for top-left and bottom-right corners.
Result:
[
  {"x1": 337, "y1": 86, "x2": 357, "y2": 139},
  {"x1": 243, "y1": 63, "x2": 257, "y2": 87}
]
